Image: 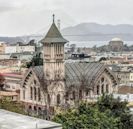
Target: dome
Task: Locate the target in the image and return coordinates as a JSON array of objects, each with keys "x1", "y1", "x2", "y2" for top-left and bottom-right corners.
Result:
[{"x1": 111, "y1": 37, "x2": 123, "y2": 42}]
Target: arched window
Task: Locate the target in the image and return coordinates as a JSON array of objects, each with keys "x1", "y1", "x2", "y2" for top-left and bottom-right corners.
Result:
[
  {"x1": 101, "y1": 77, "x2": 104, "y2": 83},
  {"x1": 23, "y1": 90, "x2": 25, "y2": 100},
  {"x1": 29, "y1": 105, "x2": 32, "y2": 110},
  {"x1": 86, "y1": 90, "x2": 89, "y2": 96},
  {"x1": 30, "y1": 87, "x2": 33, "y2": 100},
  {"x1": 34, "y1": 80, "x2": 36, "y2": 85},
  {"x1": 34, "y1": 106, "x2": 37, "y2": 113},
  {"x1": 57, "y1": 94, "x2": 61, "y2": 105},
  {"x1": 38, "y1": 88, "x2": 41, "y2": 101},
  {"x1": 65, "y1": 92, "x2": 69, "y2": 101},
  {"x1": 38, "y1": 107, "x2": 41, "y2": 111},
  {"x1": 38, "y1": 107, "x2": 42, "y2": 115},
  {"x1": 34, "y1": 87, "x2": 37, "y2": 100},
  {"x1": 79, "y1": 90, "x2": 82, "y2": 99},
  {"x1": 101, "y1": 84, "x2": 104, "y2": 94},
  {"x1": 48, "y1": 94, "x2": 51, "y2": 104},
  {"x1": 97, "y1": 85, "x2": 100, "y2": 95},
  {"x1": 106, "y1": 84, "x2": 109, "y2": 93},
  {"x1": 72, "y1": 91, "x2": 76, "y2": 100}
]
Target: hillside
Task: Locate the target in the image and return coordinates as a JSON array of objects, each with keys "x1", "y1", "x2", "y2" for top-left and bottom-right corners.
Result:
[
  {"x1": 61, "y1": 23, "x2": 133, "y2": 41},
  {"x1": 1, "y1": 23, "x2": 133, "y2": 43}
]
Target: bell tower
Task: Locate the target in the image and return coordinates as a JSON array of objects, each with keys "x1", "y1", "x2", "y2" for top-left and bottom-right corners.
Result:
[{"x1": 41, "y1": 14, "x2": 68, "y2": 81}]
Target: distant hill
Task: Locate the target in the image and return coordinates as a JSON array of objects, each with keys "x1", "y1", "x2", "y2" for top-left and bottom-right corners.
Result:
[
  {"x1": 61, "y1": 23, "x2": 133, "y2": 41},
  {"x1": 1, "y1": 23, "x2": 133, "y2": 43},
  {"x1": 0, "y1": 37, "x2": 24, "y2": 44}
]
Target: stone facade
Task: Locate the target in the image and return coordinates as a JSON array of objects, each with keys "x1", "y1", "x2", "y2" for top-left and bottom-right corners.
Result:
[{"x1": 20, "y1": 17, "x2": 118, "y2": 115}]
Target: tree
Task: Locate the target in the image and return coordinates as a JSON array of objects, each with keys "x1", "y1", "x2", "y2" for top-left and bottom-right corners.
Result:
[
  {"x1": 99, "y1": 57, "x2": 107, "y2": 62},
  {"x1": 0, "y1": 97, "x2": 25, "y2": 115},
  {"x1": 26, "y1": 53, "x2": 43, "y2": 68},
  {"x1": 97, "y1": 94, "x2": 133, "y2": 129},
  {"x1": 40, "y1": 69, "x2": 65, "y2": 120},
  {"x1": 53, "y1": 94, "x2": 133, "y2": 129},
  {"x1": 123, "y1": 44, "x2": 129, "y2": 51},
  {"x1": 0, "y1": 73, "x2": 5, "y2": 90},
  {"x1": 28, "y1": 39, "x2": 35, "y2": 45},
  {"x1": 53, "y1": 102, "x2": 119, "y2": 129}
]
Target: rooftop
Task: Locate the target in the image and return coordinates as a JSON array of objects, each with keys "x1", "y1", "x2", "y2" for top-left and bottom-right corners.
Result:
[
  {"x1": 1, "y1": 73, "x2": 23, "y2": 79},
  {"x1": 111, "y1": 37, "x2": 123, "y2": 42},
  {"x1": 0, "y1": 109, "x2": 62, "y2": 129},
  {"x1": 41, "y1": 15, "x2": 68, "y2": 43},
  {"x1": 0, "y1": 91, "x2": 18, "y2": 96}
]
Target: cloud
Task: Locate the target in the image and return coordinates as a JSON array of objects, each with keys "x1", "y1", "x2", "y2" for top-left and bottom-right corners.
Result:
[
  {"x1": 0, "y1": 0, "x2": 20, "y2": 13},
  {"x1": 0, "y1": 0, "x2": 132, "y2": 36}
]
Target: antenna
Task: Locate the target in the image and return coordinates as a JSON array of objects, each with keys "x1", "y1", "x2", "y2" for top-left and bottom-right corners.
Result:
[{"x1": 57, "y1": 19, "x2": 61, "y2": 30}]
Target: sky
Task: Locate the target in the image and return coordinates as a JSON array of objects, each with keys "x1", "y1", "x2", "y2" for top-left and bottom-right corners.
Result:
[{"x1": 0, "y1": 0, "x2": 133, "y2": 36}]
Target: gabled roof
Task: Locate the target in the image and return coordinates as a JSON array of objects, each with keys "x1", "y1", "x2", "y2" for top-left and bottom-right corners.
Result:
[
  {"x1": 65, "y1": 62, "x2": 106, "y2": 88},
  {"x1": 41, "y1": 23, "x2": 68, "y2": 43},
  {"x1": 21, "y1": 66, "x2": 44, "y2": 87},
  {"x1": 22, "y1": 62, "x2": 118, "y2": 89},
  {"x1": 32, "y1": 66, "x2": 43, "y2": 82}
]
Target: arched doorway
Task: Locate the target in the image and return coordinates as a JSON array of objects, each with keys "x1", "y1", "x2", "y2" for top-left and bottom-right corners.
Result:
[
  {"x1": 34, "y1": 106, "x2": 37, "y2": 114},
  {"x1": 28, "y1": 105, "x2": 32, "y2": 115},
  {"x1": 38, "y1": 107, "x2": 42, "y2": 116}
]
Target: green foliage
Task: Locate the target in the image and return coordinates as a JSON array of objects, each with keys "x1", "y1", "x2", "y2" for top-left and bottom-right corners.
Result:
[
  {"x1": 53, "y1": 94, "x2": 133, "y2": 129},
  {"x1": 26, "y1": 53, "x2": 43, "y2": 68},
  {"x1": 0, "y1": 98, "x2": 26, "y2": 115},
  {"x1": 97, "y1": 94, "x2": 133, "y2": 129},
  {"x1": 0, "y1": 73, "x2": 5, "y2": 90}
]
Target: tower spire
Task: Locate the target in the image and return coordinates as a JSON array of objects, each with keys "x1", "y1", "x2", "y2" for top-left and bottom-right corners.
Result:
[{"x1": 53, "y1": 14, "x2": 55, "y2": 23}]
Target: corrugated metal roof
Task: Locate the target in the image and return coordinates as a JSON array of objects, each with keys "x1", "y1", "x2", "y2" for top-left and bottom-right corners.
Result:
[
  {"x1": 32, "y1": 66, "x2": 44, "y2": 82},
  {"x1": 65, "y1": 62, "x2": 105, "y2": 88},
  {"x1": 30, "y1": 62, "x2": 110, "y2": 89}
]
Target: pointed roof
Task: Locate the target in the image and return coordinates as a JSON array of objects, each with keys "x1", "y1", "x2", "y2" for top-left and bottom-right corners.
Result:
[{"x1": 41, "y1": 22, "x2": 68, "y2": 43}]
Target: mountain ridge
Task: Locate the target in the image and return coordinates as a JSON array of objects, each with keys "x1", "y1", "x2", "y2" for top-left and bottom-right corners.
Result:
[
  {"x1": 61, "y1": 23, "x2": 133, "y2": 41},
  {"x1": 1, "y1": 23, "x2": 133, "y2": 43}
]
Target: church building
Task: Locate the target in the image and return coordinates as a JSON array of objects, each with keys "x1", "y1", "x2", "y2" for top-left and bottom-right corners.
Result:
[{"x1": 20, "y1": 15, "x2": 118, "y2": 115}]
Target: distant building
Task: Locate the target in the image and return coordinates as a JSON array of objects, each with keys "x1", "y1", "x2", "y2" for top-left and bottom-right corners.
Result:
[
  {"x1": 0, "y1": 59, "x2": 21, "y2": 73},
  {"x1": 109, "y1": 38, "x2": 124, "y2": 52},
  {"x1": 0, "y1": 91, "x2": 19, "y2": 101},
  {"x1": 69, "y1": 53, "x2": 91, "y2": 61},
  {"x1": 112, "y1": 66, "x2": 133, "y2": 84},
  {"x1": 0, "y1": 42, "x2": 6, "y2": 54},
  {"x1": 77, "y1": 47, "x2": 95, "y2": 55},
  {"x1": 0, "y1": 73, "x2": 23, "y2": 102},
  {"x1": 114, "y1": 85, "x2": 133, "y2": 105},
  {"x1": 2, "y1": 73, "x2": 23, "y2": 92},
  {"x1": 5, "y1": 42, "x2": 35, "y2": 54},
  {"x1": 118, "y1": 71, "x2": 133, "y2": 84}
]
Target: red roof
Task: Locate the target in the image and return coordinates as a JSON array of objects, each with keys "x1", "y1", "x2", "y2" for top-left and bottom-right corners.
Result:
[{"x1": 1, "y1": 73, "x2": 23, "y2": 79}]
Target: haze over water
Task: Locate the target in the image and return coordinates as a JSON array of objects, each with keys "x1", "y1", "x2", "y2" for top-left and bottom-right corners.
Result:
[{"x1": 68, "y1": 41, "x2": 133, "y2": 48}]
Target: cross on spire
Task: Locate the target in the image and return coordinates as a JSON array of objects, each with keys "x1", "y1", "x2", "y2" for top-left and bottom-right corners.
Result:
[{"x1": 53, "y1": 14, "x2": 55, "y2": 23}]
